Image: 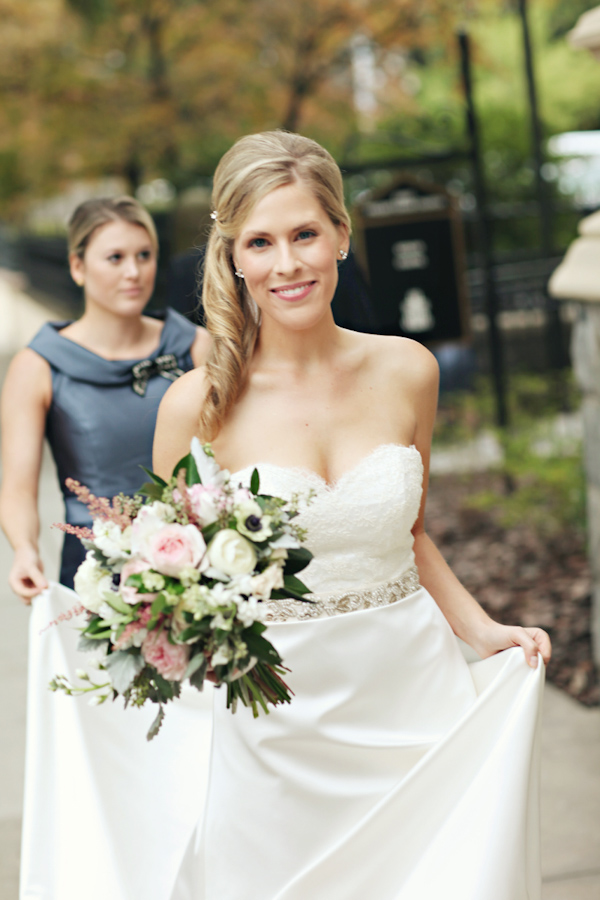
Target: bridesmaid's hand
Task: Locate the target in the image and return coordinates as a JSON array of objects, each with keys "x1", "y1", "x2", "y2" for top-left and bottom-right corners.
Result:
[
  {"x1": 473, "y1": 621, "x2": 552, "y2": 669},
  {"x1": 9, "y1": 545, "x2": 48, "y2": 605}
]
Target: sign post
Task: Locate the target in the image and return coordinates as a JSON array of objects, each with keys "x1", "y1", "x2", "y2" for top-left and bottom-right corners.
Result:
[{"x1": 353, "y1": 174, "x2": 471, "y2": 344}]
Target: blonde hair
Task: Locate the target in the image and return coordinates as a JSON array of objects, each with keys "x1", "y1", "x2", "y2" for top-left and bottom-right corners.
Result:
[
  {"x1": 67, "y1": 196, "x2": 159, "y2": 259},
  {"x1": 201, "y1": 130, "x2": 351, "y2": 440}
]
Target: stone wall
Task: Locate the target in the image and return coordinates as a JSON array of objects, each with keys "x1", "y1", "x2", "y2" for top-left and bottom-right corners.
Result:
[{"x1": 571, "y1": 304, "x2": 600, "y2": 664}]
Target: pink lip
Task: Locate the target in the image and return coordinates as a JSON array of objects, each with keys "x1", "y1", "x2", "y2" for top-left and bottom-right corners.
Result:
[
  {"x1": 121, "y1": 287, "x2": 143, "y2": 296},
  {"x1": 270, "y1": 281, "x2": 316, "y2": 302}
]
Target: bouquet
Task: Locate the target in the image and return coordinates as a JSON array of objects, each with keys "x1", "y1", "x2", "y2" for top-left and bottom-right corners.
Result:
[{"x1": 50, "y1": 439, "x2": 313, "y2": 739}]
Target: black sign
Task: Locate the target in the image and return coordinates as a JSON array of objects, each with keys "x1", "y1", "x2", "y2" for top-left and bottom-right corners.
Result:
[{"x1": 354, "y1": 176, "x2": 470, "y2": 343}]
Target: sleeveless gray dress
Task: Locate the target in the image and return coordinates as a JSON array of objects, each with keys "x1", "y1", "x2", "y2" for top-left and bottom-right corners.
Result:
[{"x1": 28, "y1": 308, "x2": 197, "y2": 587}]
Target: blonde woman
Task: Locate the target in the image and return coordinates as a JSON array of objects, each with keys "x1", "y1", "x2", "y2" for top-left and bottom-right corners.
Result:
[
  {"x1": 0, "y1": 197, "x2": 212, "y2": 900},
  {"x1": 0, "y1": 196, "x2": 209, "y2": 598},
  {"x1": 155, "y1": 132, "x2": 551, "y2": 900}
]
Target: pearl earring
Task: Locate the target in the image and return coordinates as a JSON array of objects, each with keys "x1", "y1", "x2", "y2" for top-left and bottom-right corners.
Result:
[
  {"x1": 339, "y1": 249, "x2": 348, "y2": 260},
  {"x1": 235, "y1": 267, "x2": 244, "y2": 279}
]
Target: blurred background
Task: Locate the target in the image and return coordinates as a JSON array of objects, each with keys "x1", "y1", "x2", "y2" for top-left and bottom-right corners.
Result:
[{"x1": 1, "y1": 1, "x2": 599, "y2": 898}]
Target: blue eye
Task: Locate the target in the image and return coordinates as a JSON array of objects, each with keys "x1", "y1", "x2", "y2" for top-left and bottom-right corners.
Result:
[
  {"x1": 297, "y1": 230, "x2": 316, "y2": 240},
  {"x1": 249, "y1": 237, "x2": 268, "y2": 248}
]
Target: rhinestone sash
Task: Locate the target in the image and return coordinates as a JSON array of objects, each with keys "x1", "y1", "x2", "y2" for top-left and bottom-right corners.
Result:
[{"x1": 263, "y1": 566, "x2": 421, "y2": 624}]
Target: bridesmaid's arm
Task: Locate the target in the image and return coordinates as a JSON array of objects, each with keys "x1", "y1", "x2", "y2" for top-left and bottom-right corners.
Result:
[
  {"x1": 408, "y1": 347, "x2": 551, "y2": 668},
  {"x1": 153, "y1": 367, "x2": 207, "y2": 480},
  {"x1": 0, "y1": 349, "x2": 52, "y2": 603}
]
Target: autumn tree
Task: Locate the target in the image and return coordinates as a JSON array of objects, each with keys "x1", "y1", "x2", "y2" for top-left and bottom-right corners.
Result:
[{"x1": 0, "y1": 0, "x2": 474, "y2": 213}]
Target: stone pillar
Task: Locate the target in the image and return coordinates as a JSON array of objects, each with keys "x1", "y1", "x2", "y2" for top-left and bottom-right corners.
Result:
[{"x1": 549, "y1": 211, "x2": 600, "y2": 665}]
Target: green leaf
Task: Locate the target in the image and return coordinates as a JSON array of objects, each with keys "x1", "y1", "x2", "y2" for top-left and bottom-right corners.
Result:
[
  {"x1": 243, "y1": 629, "x2": 282, "y2": 665},
  {"x1": 146, "y1": 705, "x2": 165, "y2": 741},
  {"x1": 104, "y1": 592, "x2": 133, "y2": 615},
  {"x1": 250, "y1": 468, "x2": 260, "y2": 495},
  {"x1": 151, "y1": 595, "x2": 167, "y2": 616},
  {"x1": 78, "y1": 635, "x2": 108, "y2": 653},
  {"x1": 283, "y1": 547, "x2": 313, "y2": 575},
  {"x1": 201, "y1": 521, "x2": 221, "y2": 542},
  {"x1": 152, "y1": 671, "x2": 179, "y2": 701},
  {"x1": 171, "y1": 452, "x2": 200, "y2": 486},
  {"x1": 283, "y1": 573, "x2": 312, "y2": 595},
  {"x1": 105, "y1": 650, "x2": 145, "y2": 693},
  {"x1": 139, "y1": 466, "x2": 167, "y2": 487},
  {"x1": 138, "y1": 482, "x2": 165, "y2": 501},
  {"x1": 185, "y1": 652, "x2": 207, "y2": 680},
  {"x1": 82, "y1": 626, "x2": 114, "y2": 640}
]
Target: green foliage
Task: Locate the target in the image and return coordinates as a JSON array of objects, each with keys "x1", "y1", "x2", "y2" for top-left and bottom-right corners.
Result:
[
  {"x1": 467, "y1": 430, "x2": 586, "y2": 537},
  {"x1": 435, "y1": 371, "x2": 581, "y2": 445},
  {"x1": 435, "y1": 371, "x2": 585, "y2": 538},
  {"x1": 546, "y1": 0, "x2": 594, "y2": 40}
]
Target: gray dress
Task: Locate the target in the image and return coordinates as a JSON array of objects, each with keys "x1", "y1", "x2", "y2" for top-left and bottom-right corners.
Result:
[{"x1": 28, "y1": 308, "x2": 197, "y2": 587}]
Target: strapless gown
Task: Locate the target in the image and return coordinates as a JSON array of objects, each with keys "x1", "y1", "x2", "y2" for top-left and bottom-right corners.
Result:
[{"x1": 171, "y1": 444, "x2": 544, "y2": 900}]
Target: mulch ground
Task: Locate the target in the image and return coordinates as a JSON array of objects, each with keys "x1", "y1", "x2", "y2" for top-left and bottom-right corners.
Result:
[{"x1": 427, "y1": 472, "x2": 599, "y2": 706}]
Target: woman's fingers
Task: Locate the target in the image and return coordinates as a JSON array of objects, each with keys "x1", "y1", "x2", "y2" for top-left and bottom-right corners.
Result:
[
  {"x1": 511, "y1": 626, "x2": 551, "y2": 668},
  {"x1": 9, "y1": 565, "x2": 48, "y2": 604},
  {"x1": 525, "y1": 627, "x2": 552, "y2": 665}
]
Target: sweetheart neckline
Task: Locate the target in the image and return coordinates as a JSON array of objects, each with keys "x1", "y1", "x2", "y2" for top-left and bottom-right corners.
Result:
[{"x1": 230, "y1": 443, "x2": 422, "y2": 491}]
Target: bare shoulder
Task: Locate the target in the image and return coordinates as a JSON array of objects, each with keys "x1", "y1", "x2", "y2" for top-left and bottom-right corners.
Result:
[
  {"x1": 2, "y1": 348, "x2": 52, "y2": 407},
  {"x1": 157, "y1": 365, "x2": 208, "y2": 427},
  {"x1": 355, "y1": 333, "x2": 439, "y2": 389}
]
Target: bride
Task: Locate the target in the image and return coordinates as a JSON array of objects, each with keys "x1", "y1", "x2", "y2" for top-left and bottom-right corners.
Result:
[{"x1": 154, "y1": 130, "x2": 552, "y2": 900}]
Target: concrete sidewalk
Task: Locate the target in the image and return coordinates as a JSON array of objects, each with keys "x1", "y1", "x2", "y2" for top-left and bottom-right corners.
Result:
[{"x1": 0, "y1": 278, "x2": 598, "y2": 898}]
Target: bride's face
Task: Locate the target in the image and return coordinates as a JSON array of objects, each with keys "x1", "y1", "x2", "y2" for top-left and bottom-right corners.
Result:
[{"x1": 233, "y1": 179, "x2": 348, "y2": 331}]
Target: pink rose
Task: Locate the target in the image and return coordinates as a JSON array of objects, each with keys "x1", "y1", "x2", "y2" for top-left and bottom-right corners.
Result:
[
  {"x1": 120, "y1": 557, "x2": 154, "y2": 605},
  {"x1": 147, "y1": 523, "x2": 207, "y2": 577},
  {"x1": 141, "y1": 629, "x2": 190, "y2": 681},
  {"x1": 113, "y1": 605, "x2": 153, "y2": 651}
]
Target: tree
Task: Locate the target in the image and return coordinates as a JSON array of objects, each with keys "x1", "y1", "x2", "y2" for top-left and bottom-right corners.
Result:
[{"x1": 0, "y1": 0, "x2": 465, "y2": 214}]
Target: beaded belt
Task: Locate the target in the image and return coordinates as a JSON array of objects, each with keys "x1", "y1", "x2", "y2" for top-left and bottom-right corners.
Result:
[{"x1": 263, "y1": 566, "x2": 421, "y2": 624}]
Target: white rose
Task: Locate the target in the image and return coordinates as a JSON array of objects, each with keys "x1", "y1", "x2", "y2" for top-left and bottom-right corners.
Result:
[
  {"x1": 250, "y1": 563, "x2": 284, "y2": 600},
  {"x1": 92, "y1": 520, "x2": 131, "y2": 563},
  {"x1": 207, "y1": 530, "x2": 257, "y2": 576},
  {"x1": 73, "y1": 553, "x2": 114, "y2": 614}
]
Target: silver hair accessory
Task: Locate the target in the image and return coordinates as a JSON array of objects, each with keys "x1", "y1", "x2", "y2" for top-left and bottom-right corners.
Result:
[
  {"x1": 339, "y1": 249, "x2": 348, "y2": 260},
  {"x1": 235, "y1": 267, "x2": 245, "y2": 279},
  {"x1": 210, "y1": 210, "x2": 218, "y2": 220}
]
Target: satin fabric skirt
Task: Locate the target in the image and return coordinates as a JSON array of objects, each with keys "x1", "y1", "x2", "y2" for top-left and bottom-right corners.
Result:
[
  {"x1": 20, "y1": 583, "x2": 213, "y2": 900},
  {"x1": 171, "y1": 585, "x2": 544, "y2": 900}
]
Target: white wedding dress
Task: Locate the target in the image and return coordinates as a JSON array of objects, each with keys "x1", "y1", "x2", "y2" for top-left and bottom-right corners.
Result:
[
  {"x1": 168, "y1": 443, "x2": 544, "y2": 900},
  {"x1": 21, "y1": 584, "x2": 213, "y2": 900}
]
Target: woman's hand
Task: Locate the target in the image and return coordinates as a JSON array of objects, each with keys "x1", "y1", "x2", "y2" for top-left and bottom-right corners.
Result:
[
  {"x1": 9, "y1": 544, "x2": 48, "y2": 605},
  {"x1": 472, "y1": 620, "x2": 552, "y2": 669}
]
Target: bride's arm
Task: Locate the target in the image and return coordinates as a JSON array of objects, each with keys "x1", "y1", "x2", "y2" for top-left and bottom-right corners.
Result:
[
  {"x1": 153, "y1": 367, "x2": 207, "y2": 480},
  {"x1": 407, "y1": 345, "x2": 551, "y2": 668}
]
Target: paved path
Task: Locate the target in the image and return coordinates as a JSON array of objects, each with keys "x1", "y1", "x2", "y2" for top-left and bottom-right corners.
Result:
[{"x1": 0, "y1": 277, "x2": 598, "y2": 899}]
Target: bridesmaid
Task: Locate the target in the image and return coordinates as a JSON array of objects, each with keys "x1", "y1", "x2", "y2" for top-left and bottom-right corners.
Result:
[
  {"x1": 0, "y1": 195, "x2": 210, "y2": 598},
  {"x1": 0, "y1": 196, "x2": 213, "y2": 900}
]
